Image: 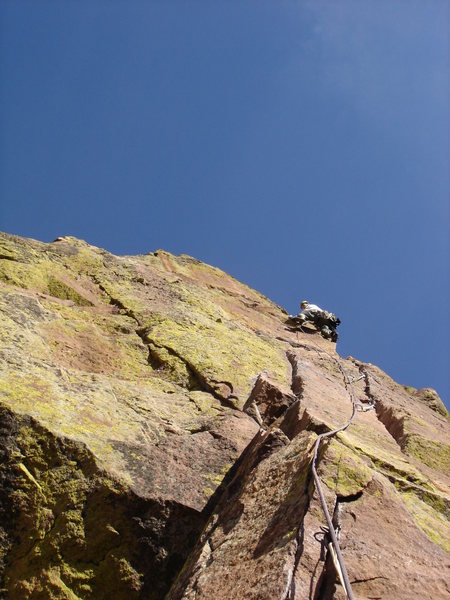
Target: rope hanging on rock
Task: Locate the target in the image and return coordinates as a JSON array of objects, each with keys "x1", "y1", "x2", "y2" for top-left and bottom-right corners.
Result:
[
  {"x1": 311, "y1": 352, "x2": 374, "y2": 600},
  {"x1": 311, "y1": 393, "x2": 357, "y2": 600}
]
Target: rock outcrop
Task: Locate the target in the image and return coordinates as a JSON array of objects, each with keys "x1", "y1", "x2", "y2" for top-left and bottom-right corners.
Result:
[{"x1": 0, "y1": 231, "x2": 449, "y2": 599}]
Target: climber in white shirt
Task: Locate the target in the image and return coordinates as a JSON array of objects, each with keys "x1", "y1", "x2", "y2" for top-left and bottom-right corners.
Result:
[{"x1": 288, "y1": 300, "x2": 340, "y2": 342}]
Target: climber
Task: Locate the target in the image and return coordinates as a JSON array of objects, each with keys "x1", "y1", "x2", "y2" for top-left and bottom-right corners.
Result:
[{"x1": 288, "y1": 300, "x2": 341, "y2": 342}]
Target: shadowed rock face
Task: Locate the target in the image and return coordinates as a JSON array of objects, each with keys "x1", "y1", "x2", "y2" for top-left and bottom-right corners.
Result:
[{"x1": 0, "y1": 232, "x2": 449, "y2": 599}]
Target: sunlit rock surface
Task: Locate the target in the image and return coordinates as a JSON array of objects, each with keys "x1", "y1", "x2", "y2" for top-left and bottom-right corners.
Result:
[{"x1": 0, "y1": 232, "x2": 448, "y2": 599}]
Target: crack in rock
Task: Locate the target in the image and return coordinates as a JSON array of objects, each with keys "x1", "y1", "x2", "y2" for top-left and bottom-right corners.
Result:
[
  {"x1": 138, "y1": 330, "x2": 237, "y2": 408},
  {"x1": 88, "y1": 277, "x2": 238, "y2": 408},
  {"x1": 243, "y1": 372, "x2": 296, "y2": 430},
  {"x1": 0, "y1": 254, "x2": 19, "y2": 262},
  {"x1": 94, "y1": 281, "x2": 141, "y2": 325}
]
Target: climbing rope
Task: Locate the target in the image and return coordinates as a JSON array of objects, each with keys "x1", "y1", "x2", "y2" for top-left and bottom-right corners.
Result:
[
  {"x1": 311, "y1": 389, "x2": 357, "y2": 600},
  {"x1": 293, "y1": 331, "x2": 375, "y2": 599},
  {"x1": 256, "y1": 323, "x2": 375, "y2": 597}
]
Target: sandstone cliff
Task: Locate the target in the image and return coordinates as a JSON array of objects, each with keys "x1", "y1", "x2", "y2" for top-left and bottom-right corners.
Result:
[{"x1": 0, "y1": 232, "x2": 448, "y2": 599}]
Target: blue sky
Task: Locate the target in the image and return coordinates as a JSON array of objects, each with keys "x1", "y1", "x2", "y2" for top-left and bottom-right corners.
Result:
[{"x1": 1, "y1": 1, "x2": 449, "y2": 406}]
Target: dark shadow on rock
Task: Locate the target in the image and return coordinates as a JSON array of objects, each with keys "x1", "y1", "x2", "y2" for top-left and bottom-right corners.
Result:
[
  {"x1": 166, "y1": 431, "x2": 269, "y2": 599},
  {"x1": 243, "y1": 375, "x2": 297, "y2": 429},
  {"x1": 0, "y1": 405, "x2": 206, "y2": 600},
  {"x1": 280, "y1": 401, "x2": 330, "y2": 441}
]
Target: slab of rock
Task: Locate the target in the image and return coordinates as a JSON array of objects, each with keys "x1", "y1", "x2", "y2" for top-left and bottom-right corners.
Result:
[{"x1": 0, "y1": 232, "x2": 449, "y2": 599}]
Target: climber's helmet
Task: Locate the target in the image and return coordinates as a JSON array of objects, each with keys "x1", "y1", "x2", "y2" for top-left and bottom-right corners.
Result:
[{"x1": 300, "y1": 300, "x2": 309, "y2": 308}]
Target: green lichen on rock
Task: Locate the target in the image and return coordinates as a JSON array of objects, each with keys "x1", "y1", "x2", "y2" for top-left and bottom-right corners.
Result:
[
  {"x1": 402, "y1": 385, "x2": 417, "y2": 394},
  {"x1": 400, "y1": 490, "x2": 450, "y2": 552},
  {"x1": 0, "y1": 406, "x2": 205, "y2": 599},
  {"x1": 413, "y1": 388, "x2": 449, "y2": 420},
  {"x1": 403, "y1": 434, "x2": 450, "y2": 473},
  {"x1": 1, "y1": 232, "x2": 450, "y2": 600},
  {"x1": 142, "y1": 314, "x2": 289, "y2": 405},
  {"x1": 321, "y1": 439, "x2": 373, "y2": 497},
  {"x1": 338, "y1": 425, "x2": 437, "y2": 491},
  {"x1": 46, "y1": 276, "x2": 92, "y2": 307},
  {"x1": 147, "y1": 342, "x2": 197, "y2": 389},
  {"x1": 1, "y1": 407, "x2": 131, "y2": 598},
  {"x1": 0, "y1": 231, "x2": 291, "y2": 409}
]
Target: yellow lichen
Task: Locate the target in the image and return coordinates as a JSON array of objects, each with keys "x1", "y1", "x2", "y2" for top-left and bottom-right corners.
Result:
[
  {"x1": 400, "y1": 491, "x2": 450, "y2": 552},
  {"x1": 321, "y1": 440, "x2": 373, "y2": 497},
  {"x1": 403, "y1": 434, "x2": 450, "y2": 473}
]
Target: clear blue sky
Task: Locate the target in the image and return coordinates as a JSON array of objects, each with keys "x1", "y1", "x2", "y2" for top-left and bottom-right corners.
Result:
[{"x1": 1, "y1": 1, "x2": 449, "y2": 406}]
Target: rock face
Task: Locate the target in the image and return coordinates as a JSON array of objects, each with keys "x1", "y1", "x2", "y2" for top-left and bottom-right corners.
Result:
[{"x1": 0, "y1": 231, "x2": 449, "y2": 599}]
